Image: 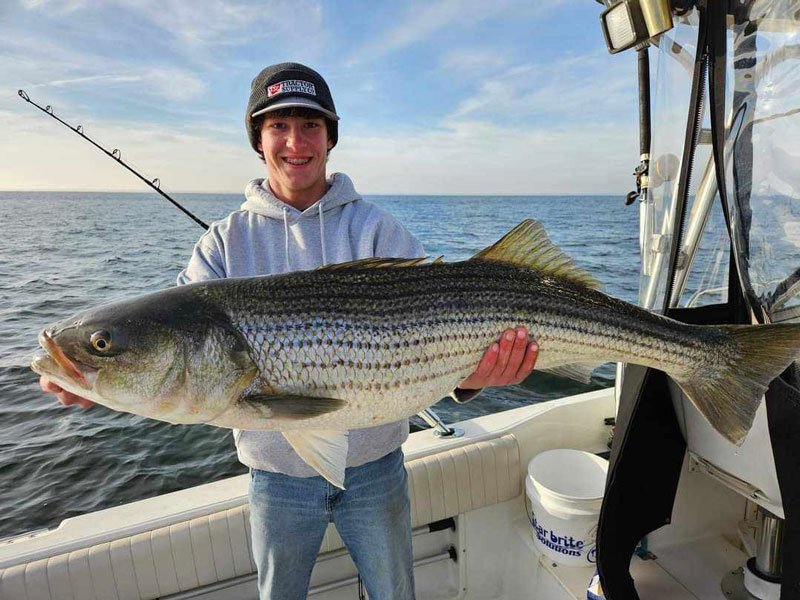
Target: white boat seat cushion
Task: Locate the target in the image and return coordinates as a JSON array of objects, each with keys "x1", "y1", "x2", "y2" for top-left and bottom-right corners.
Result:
[{"x1": 0, "y1": 434, "x2": 521, "y2": 600}]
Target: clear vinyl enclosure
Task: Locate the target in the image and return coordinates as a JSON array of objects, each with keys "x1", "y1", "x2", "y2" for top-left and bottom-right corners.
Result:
[{"x1": 640, "y1": 1, "x2": 800, "y2": 322}]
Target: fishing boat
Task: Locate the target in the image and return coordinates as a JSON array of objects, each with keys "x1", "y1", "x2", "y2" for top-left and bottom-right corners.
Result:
[{"x1": 2, "y1": 1, "x2": 799, "y2": 598}]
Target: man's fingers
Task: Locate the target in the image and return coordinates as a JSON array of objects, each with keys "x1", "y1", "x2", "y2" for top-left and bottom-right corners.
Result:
[
  {"x1": 500, "y1": 327, "x2": 528, "y2": 381},
  {"x1": 515, "y1": 341, "x2": 539, "y2": 382},
  {"x1": 460, "y1": 327, "x2": 537, "y2": 390},
  {"x1": 457, "y1": 342, "x2": 499, "y2": 390},
  {"x1": 493, "y1": 329, "x2": 515, "y2": 383},
  {"x1": 58, "y1": 392, "x2": 78, "y2": 407},
  {"x1": 42, "y1": 380, "x2": 95, "y2": 409},
  {"x1": 477, "y1": 342, "x2": 500, "y2": 377},
  {"x1": 59, "y1": 393, "x2": 95, "y2": 408},
  {"x1": 40, "y1": 377, "x2": 63, "y2": 394}
]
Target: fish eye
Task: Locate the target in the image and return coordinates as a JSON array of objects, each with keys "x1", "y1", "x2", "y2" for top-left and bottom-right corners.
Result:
[{"x1": 90, "y1": 330, "x2": 112, "y2": 352}]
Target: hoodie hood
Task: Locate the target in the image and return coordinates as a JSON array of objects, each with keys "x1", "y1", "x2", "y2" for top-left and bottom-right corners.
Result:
[{"x1": 242, "y1": 172, "x2": 360, "y2": 222}]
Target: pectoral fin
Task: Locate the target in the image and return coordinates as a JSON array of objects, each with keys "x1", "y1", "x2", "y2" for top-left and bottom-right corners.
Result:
[
  {"x1": 283, "y1": 430, "x2": 349, "y2": 489},
  {"x1": 241, "y1": 394, "x2": 346, "y2": 419}
]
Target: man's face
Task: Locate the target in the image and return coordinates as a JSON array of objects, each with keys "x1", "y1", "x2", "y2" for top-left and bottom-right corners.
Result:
[{"x1": 257, "y1": 114, "x2": 333, "y2": 205}]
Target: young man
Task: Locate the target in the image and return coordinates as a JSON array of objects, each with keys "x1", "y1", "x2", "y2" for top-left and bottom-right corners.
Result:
[{"x1": 41, "y1": 63, "x2": 538, "y2": 599}]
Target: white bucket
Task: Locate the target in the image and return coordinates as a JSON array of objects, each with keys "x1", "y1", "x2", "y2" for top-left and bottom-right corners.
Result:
[{"x1": 525, "y1": 449, "x2": 608, "y2": 567}]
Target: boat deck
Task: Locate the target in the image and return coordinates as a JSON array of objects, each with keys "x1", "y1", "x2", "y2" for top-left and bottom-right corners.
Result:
[{"x1": 0, "y1": 389, "x2": 751, "y2": 599}]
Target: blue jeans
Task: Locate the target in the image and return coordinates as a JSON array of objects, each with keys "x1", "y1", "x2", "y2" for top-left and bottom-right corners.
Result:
[{"x1": 249, "y1": 448, "x2": 415, "y2": 600}]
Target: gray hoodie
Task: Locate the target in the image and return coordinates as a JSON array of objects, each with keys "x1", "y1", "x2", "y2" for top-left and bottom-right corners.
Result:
[{"x1": 177, "y1": 173, "x2": 425, "y2": 477}]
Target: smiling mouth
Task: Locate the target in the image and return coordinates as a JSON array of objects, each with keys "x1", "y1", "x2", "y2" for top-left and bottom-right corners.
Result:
[
  {"x1": 282, "y1": 157, "x2": 311, "y2": 165},
  {"x1": 36, "y1": 330, "x2": 94, "y2": 390}
]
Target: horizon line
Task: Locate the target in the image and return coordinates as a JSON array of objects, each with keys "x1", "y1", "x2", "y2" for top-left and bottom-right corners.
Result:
[{"x1": 0, "y1": 189, "x2": 626, "y2": 197}]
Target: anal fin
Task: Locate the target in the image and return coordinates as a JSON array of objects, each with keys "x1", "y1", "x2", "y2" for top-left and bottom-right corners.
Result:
[
  {"x1": 539, "y1": 362, "x2": 602, "y2": 385},
  {"x1": 283, "y1": 430, "x2": 349, "y2": 489}
]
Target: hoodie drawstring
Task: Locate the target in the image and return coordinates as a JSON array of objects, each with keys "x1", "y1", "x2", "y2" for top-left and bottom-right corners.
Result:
[
  {"x1": 318, "y1": 203, "x2": 327, "y2": 266},
  {"x1": 282, "y1": 206, "x2": 290, "y2": 271},
  {"x1": 281, "y1": 203, "x2": 328, "y2": 271}
]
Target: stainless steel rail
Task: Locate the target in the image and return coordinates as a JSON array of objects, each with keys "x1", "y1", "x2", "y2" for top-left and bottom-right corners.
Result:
[{"x1": 315, "y1": 518, "x2": 456, "y2": 564}]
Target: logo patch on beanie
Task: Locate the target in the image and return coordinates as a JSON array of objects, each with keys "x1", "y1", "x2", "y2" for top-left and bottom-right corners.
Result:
[{"x1": 267, "y1": 80, "x2": 316, "y2": 98}]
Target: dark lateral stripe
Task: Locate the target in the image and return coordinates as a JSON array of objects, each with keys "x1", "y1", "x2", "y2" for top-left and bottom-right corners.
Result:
[{"x1": 292, "y1": 345, "x2": 476, "y2": 372}]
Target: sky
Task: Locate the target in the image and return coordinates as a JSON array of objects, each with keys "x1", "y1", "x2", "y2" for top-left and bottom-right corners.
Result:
[{"x1": 0, "y1": 0, "x2": 640, "y2": 195}]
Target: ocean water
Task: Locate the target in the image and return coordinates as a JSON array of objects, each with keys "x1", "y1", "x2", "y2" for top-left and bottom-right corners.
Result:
[{"x1": 0, "y1": 191, "x2": 639, "y2": 539}]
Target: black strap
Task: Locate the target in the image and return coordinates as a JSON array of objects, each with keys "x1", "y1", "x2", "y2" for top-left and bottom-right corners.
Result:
[
  {"x1": 662, "y1": 0, "x2": 710, "y2": 312},
  {"x1": 707, "y1": 0, "x2": 733, "y2": 233},
  {"x1": 764, "y1": 368, "x2": 800, "y2": 600},
  {"x1": 596, "y1": 367, "x2": 686, "y2": 600}
]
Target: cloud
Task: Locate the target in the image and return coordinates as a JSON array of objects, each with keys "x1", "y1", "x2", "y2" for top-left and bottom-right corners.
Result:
[
  {"x1": 332, "y1": 118, "x2": 636, "y2": 195},
  {"x1": 348, "y1": 0, "x2": 561, "y2": 65},
  {"x1": 440, "y1": 49, "x2": 512, "y2": 77},
  {"x1": 0, "y1": 102, "x2": 635, "y2": 194},
  {"x1": 111, "y1": 0, "x2": 268, "y2": 46},
  {"x1": 28, "y1": 70, "x2": 206, "y2": 102},
  {"x1": 0, "y1": 108, "x2": 257, "y2": 193},
  {"x1": 21, "y1": 0, "x2": 86, "y2": 13},
  {"x1": 449, "y1": 51, "x2": 635, "y2": 122},
  {"x1": 355, "y1": 1, "x2": 469, "y2": 62},
  {"x1": 451, "y1": 64, "x2": 537, "y2": 118},
  {"x1": 31, "y1": 0, "x2": 326, "y2": 49},
  {"x1": 38, "y1": 75, "x2": 142, "y2": 88},
  {"x1": 13, "y1": 0, "x2": 327, "y2": 67},
  {"x1": 2, "y1": 31, "x2": 207, "y2": 104},
  {"x1": 144, "y1": 68, "x2": 207, "y2": 101}
]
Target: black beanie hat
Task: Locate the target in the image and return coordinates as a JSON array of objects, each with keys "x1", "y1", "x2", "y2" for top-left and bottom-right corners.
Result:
[{"x1": 245, "y1": 62, "x2": 339, "y2": 157}]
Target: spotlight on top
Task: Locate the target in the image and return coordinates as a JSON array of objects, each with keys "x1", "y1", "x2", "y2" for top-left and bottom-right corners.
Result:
[{"x1": 600, "y1": 0, "x2": 674, "y2": 54}]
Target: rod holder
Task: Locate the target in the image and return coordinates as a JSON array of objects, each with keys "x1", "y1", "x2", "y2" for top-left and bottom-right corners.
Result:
[{"x1": 417, "y1": 408, "x2": 464, "y2": 438}]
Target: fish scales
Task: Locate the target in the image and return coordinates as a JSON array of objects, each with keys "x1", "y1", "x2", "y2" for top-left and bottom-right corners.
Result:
[{"x1": 182, "y1": 260, "x2": 717, "y2": 434}]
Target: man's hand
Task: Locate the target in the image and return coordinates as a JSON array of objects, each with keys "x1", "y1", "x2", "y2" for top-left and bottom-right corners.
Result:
[
  {"x1": 39, "y1": 377, "x2": 95, "y2": 409},
  {"x1": 459, "y1": 327, "x2": 538, "y2": 390}
]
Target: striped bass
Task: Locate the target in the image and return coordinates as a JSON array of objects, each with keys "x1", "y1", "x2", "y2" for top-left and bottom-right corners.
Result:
[{"x1": 31, "y1": 220, "x2": 800, "y2": 488}]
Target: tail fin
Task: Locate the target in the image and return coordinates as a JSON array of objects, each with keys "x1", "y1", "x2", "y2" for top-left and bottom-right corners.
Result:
[{"x1": 673, "y1": 323, "x2": 800, "y2": 445}]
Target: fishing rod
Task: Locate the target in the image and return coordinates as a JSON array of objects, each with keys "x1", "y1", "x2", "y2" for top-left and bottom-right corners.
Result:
[{"x1": 18, "y1": 89, "x2": 209, "y2": 231}]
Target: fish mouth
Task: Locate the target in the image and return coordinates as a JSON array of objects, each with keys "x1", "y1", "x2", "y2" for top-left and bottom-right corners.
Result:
[{"x1": 34, "y1": 330, "x2": 96, "y2": 391}]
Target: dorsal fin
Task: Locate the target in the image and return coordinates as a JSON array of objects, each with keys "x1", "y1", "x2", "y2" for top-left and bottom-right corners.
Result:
[
  {"x1": 471, "y1": 219, "x2": 603, "y2": 291},
  {"x1": 316, "y1": 256, "x2": 437, "y2": 271}
]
